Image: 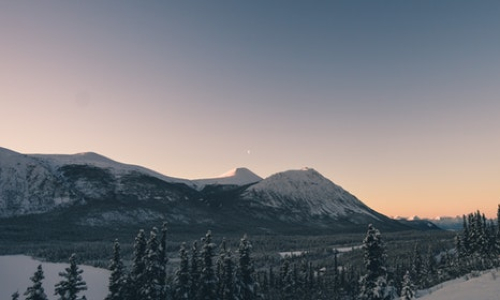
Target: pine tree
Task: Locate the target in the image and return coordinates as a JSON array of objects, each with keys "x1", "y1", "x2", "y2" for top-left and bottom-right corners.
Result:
[
  {"x1": 279, "y1": 258, "x2": 293, "y2": 300},
  {"x1": 24, "y1": 264, "x2": 48, "y2": 300},
  {"x1": 142, "y1": 227, "x2": 163, "y2": 300},
  {"x1": 54, "y1": 254, "x2": 87, "y2": 300},
  {"x1": 235, "y1": 234, "x2": 256, "y2": 300},
  {"x1": 359, "y1": 224, "x2": 394, "y2": 300},
  {"x1": 332, "y1": 249, "x2": 341, "y2": 300},
  {"x1": 127, "y1": 229, "x2": 147, "y2": 300},
  {"x1": 199, "y1": 230, "x2": 218, "y2": 300},
  {"x1": 345, "y1": 264, "x2": 359, "y2": 300},
  {"x1": 221, "y1": 247, "x2": 235, "y2": 300},
  {"x1": 174, "y1": 242, "x2": 191, "y2": 300},
  {"x1": 496, "y1": 204, "x2": 500, "y2": 257},
  {"x1": 410, "y1": 244, "x2": 422, "y2": 288},
  {"x1": 11, "y1": 291, "x2": 20, "y2": 300},
  {"x1": 216, "y1": 238, "x2": 228, "y2": 298},
  {"x1": 159, "y1": 222, "x2": 169, "y2": 298},
  {"x1": 423, "y1": 245, "x2": 436, "y2": 288},
  {"x1": 190, "y1": 241, "x2": 202, "y2": 300},
  {"x1": 302, "y1": 261, "x2": 314, "y2": 300},
  {"x1": 400, "y1": 271, "x2": 415, "y2": 300},
  {"x1": 105, "y1": 240, "x2": 126, "y2": 300}
]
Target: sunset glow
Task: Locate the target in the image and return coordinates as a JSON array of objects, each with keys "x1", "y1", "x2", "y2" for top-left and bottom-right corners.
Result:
[{"x1": 1, "y1": 1, "x2": 500, "y2": 218}]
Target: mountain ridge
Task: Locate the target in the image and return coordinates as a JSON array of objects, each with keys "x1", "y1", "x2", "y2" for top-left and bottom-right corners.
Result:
[{"x1": 0, "y1": 147, "x2": 417, "y2": 234}]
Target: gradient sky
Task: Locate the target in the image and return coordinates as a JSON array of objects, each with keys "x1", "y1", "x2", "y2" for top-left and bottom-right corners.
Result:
[{"x1": 2, "y1": 1, "x2": 500, "y2": 218}]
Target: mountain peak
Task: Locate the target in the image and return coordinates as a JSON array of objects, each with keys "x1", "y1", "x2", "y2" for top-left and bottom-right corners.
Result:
[
  {"x1": 243, "y1": 168, "x2": 376, "y2": 218},
  {"x1": 194, "y1": 167, "x2": 262, "y2": 189},
  {"x1": 218, "y1": 167, "x2": 260, "y2": 179}
]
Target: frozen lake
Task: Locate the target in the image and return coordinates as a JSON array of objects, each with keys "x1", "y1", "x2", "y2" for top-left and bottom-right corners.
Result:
[{"x1": 0, "y1": 255, "x2": 109, "y2": 300}]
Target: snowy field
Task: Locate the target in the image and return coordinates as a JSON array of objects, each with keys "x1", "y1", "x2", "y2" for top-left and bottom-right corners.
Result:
[
  {"x1": 418, "y1": 269, "x2": 500, "y2": 300},
  {"x1": 0, "y1": 255, "x2": 109, "y2": 300}
]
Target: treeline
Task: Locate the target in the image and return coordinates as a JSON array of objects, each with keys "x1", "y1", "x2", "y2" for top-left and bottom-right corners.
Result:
[
  {"x1": 11, "y1": 205, "x2": 500, "y2": 300},
  {"x1": 454, "y1": 208, "x2": 500, "y2": 273}
]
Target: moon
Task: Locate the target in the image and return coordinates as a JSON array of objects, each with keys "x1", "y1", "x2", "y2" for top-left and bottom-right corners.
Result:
[{"x1": 247, "y1": 150, "x2": 251, "y2": 155}]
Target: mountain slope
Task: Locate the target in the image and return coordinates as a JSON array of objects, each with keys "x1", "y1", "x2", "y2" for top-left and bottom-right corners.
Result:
[
  {"x1": 236, "y1": 167, "x2": 407, "y2": 231},
  {"x1": 242, "y1": 168, "x2": 377, "y2": 217},
  {"x1": 0, "y1": 147, "x2": 411, "y2": 234},
  {"x1": 0, "y1": 147, "x2": 195, "y2": 217}
]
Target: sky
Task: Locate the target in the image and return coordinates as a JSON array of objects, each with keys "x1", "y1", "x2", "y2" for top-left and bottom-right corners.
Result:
[{"x1": 1, "y1": 1, "x2": 500, "y2": 219}]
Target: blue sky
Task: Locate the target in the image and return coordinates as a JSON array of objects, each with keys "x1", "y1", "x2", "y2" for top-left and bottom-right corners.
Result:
[{"x1": 1, "y1": 1, "x2": 500, "y2": 217}]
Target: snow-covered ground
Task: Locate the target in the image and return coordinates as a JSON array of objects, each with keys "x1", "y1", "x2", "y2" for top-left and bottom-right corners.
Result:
[
  {"x1": 0, "y1": 255, "x2": 109, "y2": 300},
  {"x1": 279, "y1": 244, "x2": 362, "y2": 258},
  {"x1": 2, "y1": 255, "x2": 498, "y2": 300},
  {"x1": 418, "y1": 269, "x2": 500, "y2": 300}
]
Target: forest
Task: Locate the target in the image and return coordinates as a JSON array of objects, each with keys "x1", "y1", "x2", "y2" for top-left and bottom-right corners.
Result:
[{"x1": 9, "y1": 205, "x2": 500, "y2": 300}]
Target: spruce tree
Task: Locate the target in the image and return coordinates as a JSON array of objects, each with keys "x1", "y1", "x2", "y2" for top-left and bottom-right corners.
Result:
[
  {"x1": 462, "y1": 215, "x2": 470, "y2": 256},
  {"x1": 127, "y1": 229, "x2": 147, "y2": 300},
  {"x1": 359, "y1": 224, "x2": 394, "y2": 300},
  {"x1": 496, "y1": 204, "x2": 500, "y2": 258},
  {"x1": 279, "y1": 258, "x2": 293, "y2": 300},
  {"x1": 54, "y1": 254, "x2": 87, "y2": 300},
  {"x1": 400, "y1": 271, "x2": 415, "y2": 300},
  {"x1": 199, "y1": 230, "x2": 218, "y2": 300},
  {"x1": 174, "y1": 242, "x2": 191, "y2": 300},
  {"x1": 105, "y1": 240, "x2": 126, "y2": 300},
  {"x1": 11, "y1": 291, "x2": 20, "y2": 300},
  {"x1": 190, "y1": 241, "x2": 202, "y2": 300},
  {"x1": 302, "y1": 261, "x2": 314, "y2": 300},
  {"x1": 159, "y1": 222, "x2": 169, "y2": 298},
  {"x1": 216, "y1": 238, "x2": 228, "y2": 298},
  {"x1": 142, "y1": 227, "x2": 163, "y2": 300},
  {"x1": 221, "y1": 246, "x2": 235, "y2": 300},
  {"x1": 24, "y1": 264, "x2": 48, "y2": 300},
  {"x1": 235, "y1": 234, "x2": 256, "y2": 300},
  {"x1": 410, "y1": 244, "x2": 422, "y2": 288},
  {"x1": 423, "y1": 246, "x2": 436, "y2": 288}
]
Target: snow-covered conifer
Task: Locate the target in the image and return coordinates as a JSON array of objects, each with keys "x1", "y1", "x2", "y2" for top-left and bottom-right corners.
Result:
[
  {"x1": 190, "y1": 241, "x2": 202, "y2": 300},
  {"x1": 279, "y1": 258, "x2": 293, "y2": 300},
  {"x1": 400, "y1": 271, "x2": 414, "y2": 300},
  {"x1": 359, "y1": 224, "x2": 394, "y2": 300},
  {"x1": 142, "y1": 227, "x2": 163, "y2": 300},
  {"x1": 221, "y1": 245, "x2": 235, "y2": 300},
  {"x1": 235, "y1": 234, "x2": 256, "y2": 300},
  {"x1": 127, "y1": 229, "x2": 147, "y2": 300},
  {"x1": 199, "y1": 230, "x2": 217, "y2": 300},
  {"x1": 24, "y1": 264, "x2": 48, "y2": 300},
  {"x1": 105, "y1": 240, "x2": 125, "y2": 300},
  {"x1": 54, "y1": 254, "x2": 87, "y2": 300},
  {"x1": 11, "y1": 291, "x2": 20, "y2": 300},
  {"x1": 174, "y1": 242, "x2": 191, "y2": 300},
  {"x1": 159, "y1": 222, "x2": 169, "y2": 298},
  {"x1": 496, "y1": 204, "x2": 500, "y2": 256}
]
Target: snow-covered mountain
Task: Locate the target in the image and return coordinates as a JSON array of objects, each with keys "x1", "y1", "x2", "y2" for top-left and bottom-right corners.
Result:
[
  {"x1": 193, "y1": 167, "x2": 262, "y2": 189},
  {"x1": 31, "y1": 151, "x2": 193, "y2": 186},
  {"x1": 0, "y1": 147, "x2": 411, "y2": 233},
  {"x1": 238, "y1": 167, "x2": 404, "y2": 231},
  {"x1": 0, "y1": 147, "x2": 193, "y2": 217},
  {"x1": 242, "y1": 168, "x2": 377, "y2": 217}
]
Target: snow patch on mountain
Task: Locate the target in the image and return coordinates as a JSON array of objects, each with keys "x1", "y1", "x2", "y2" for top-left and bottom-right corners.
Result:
[
  {"x1": 193, "y1": 167, "x2": 262, "y2": 189},
  {"x1": 242, "y1": 168, "x2": 378, "y2": 218},
  {"x1": 30, "y1": 151, "x2": 192, "y2": 186},
  {"x1": 0, "y1": 148, "x2": 74, "y2": 215}
]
